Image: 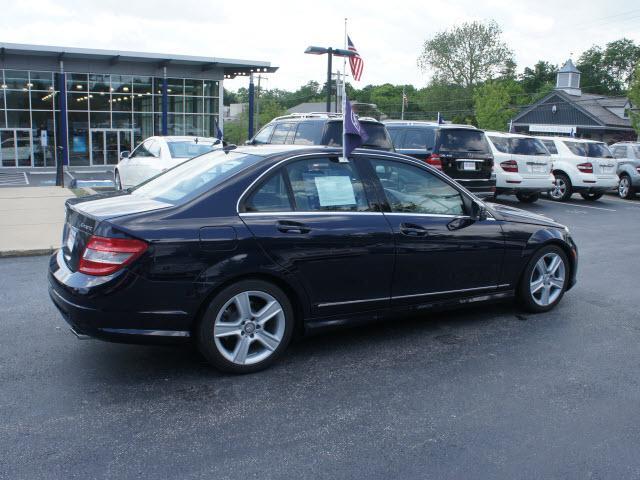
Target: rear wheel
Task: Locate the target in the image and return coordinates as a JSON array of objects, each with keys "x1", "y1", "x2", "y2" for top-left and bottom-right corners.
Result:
[
  {"x1": 580, "y1": 192, "x2": 603, "y2": 201},
  {"x1": 618, "y1": 175, "x2": 634, "y2": 199},
  {"x1": 549, "y1": 173, "x2": 572, "y2": 201},
  {"x1": 518, "y1": 246, "x2": 569, "y2": 313},
  {"x1": 197, "y1": 279, "x2": 294, "y2": 373},
  {"x1": 516, "y1": 192, "x2": 539, "y2": 203}
]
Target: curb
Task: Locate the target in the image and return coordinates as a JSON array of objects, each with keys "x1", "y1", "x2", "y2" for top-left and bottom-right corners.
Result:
[{"x1": 0, "y1": 248, "x2": 55, "y2": 258}]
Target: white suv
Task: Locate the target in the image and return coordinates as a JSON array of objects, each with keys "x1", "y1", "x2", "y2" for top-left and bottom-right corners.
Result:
[
  {"x1": 484, "y1": 132, "x2": 554, "y2": 203},
  {"x1": 115, "y1": 136, "x2": 221, "y2": 189},
  {"x1": 537, "y1": 137, "x2": 618, "y2": 201}
]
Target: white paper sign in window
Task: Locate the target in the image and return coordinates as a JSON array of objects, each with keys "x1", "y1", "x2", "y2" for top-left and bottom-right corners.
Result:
[{"x1": 314, "y1": 176, "x2": 356, "y2": 207}]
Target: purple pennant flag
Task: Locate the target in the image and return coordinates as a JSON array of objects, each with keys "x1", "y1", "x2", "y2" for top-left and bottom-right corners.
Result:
[{"x1": 342, "y1": 93, "x2": 368, "y2": 158}]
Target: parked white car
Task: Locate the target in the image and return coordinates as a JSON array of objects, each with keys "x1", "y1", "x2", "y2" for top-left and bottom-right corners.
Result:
[
  {"x1": 484, "y1": 132, "x2": 555, "y2": 203},
  {"x1": 114, "y1": 136, "x2": 221, "y2": 189},
  {"x1": 537, "y1": 137, "x2": 618, "y2": 201}
]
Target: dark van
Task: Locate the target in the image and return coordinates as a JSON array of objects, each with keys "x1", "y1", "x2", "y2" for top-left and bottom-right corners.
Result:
[{"x1": 385, "y1": 121, "x2": 495, "y2": 197}]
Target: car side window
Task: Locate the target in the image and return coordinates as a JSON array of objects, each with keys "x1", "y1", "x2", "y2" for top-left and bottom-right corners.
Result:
[
  {"x1": 633, "y1": 146, "x2": 640, "y2": 159},
  {"x1": 131, "y1": 141, "x2": 152, "y2": 158},
  {"x1": 270, "y1": 123, "x2": 295, "y2": 145},
  {"x1": 252, "y1": 124, "x2": 275, "y2": 144},
  {"x1": 402, "y1": 129, "x2": 429, "y2": 149},
  {"x1": 612, "y1": 146, "x2": 627, "y2": 159},
  {"x1": 293, "y1": 122, "x2": 322, "y2": 145},
  {"x1": 488, "y1": 136, "x2": 510, "y2": 153},
  {"x1": 244, "y1": 172, "x2": 293, "y2": 212},
  {"x1": 285, "y1": 158, "x2": 371, "y2": 212},
  {"x1": 370, "y1": 159, "x2": 465, "y2": 216},
  {"x1": 147, "y1": 140, "x2": 161, "y2": 158},
  {"x1": 541, "y1": 140, "x2": 558, "y2": 155}
]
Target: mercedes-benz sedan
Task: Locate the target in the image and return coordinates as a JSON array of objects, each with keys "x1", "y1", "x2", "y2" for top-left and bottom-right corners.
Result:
[{"x1": 49, "y1": 145, "x2": 578, "y2": 373}]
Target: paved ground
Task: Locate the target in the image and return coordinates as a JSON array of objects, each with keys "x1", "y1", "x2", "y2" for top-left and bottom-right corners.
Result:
[
  {"x1": 0, "y1": 168, "x2": 114, "y2": 189},
  {"x1": 1, "y1": 194, "x2": 640, "y2": 479},
  {"x1": 0, "y1": 187, "x2": 73, "y2": 255}
]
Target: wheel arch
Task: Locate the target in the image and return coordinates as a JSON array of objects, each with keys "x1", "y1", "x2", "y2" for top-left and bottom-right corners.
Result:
[
  {"x1": 191, "y1": 271, "x2": 309, "y2": 340},
  {"x1": 517, "y1": 231, "x2": 576, "y2": 294}
]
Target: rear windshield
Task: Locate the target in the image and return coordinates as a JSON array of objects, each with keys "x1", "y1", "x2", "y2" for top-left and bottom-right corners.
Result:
[
  {"x1": 438, "y1": 129, "x2": 489, "y2": 153},
  {"x1": 541, "y1": 140, "x2": 558, "y2": 154},
  {"x1": 391, "y1": 127, "x2": 436, "y2": 150},
  {"x1": 131, "y1": 150, "x2": 262, "y2": 205},
  {"x1": 586, "y1": 143, "x2": 613, "y2": 158},
  {"x1": 167, "y1": 141, "x2": 219, "y2": 158},
  {"x1": 325, "y1": 121, "x2": 393, "y2": 150},
  {"x1": 563, "y1": 141, "x2": 586, "y2": 156}
]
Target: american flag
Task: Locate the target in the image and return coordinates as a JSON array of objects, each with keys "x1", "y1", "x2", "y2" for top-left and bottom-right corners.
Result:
[{"x1": 347, "y1": 36, "x2": 363, "y2": 81}]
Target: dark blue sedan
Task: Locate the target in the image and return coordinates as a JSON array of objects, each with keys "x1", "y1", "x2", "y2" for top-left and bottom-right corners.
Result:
[{"x1": 49, "y1": 145, "x2": 578, "y2": 373}]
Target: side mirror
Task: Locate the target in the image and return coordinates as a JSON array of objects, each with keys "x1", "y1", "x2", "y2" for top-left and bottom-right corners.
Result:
[
  {"x1": 471, "y1": 201, "x2": 488, "y2": 221},
  {"x1": 120, "y1": 151, "x2": 130, "y2": 159}
]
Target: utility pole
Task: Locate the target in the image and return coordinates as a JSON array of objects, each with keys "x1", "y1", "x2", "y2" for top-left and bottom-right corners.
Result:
[
  {"x1": 401, "y1": 85, "x2": 405, "y2": 120},
  {"x1": 254, "y1": 75, "x2": 268, "y2": 130}
]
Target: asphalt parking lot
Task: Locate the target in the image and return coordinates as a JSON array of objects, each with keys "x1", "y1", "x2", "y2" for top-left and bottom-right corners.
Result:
[{"x1": 1, "y1": 194, "x2": 640, "y2": 479}]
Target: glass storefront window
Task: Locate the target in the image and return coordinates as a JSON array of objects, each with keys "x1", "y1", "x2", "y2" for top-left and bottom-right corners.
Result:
[
  {"x1": 67, "y1": 92, "x2": 89, "y2": 111},
  {"x1": 30, "y1": 90, "x2": 55, "y2": 110},
  {"x1": 90, "y1": 112, "x2": 111, "y2": 128},
  {"x1": 89, "y1": 74, "x2": 110, "y2": 93},
  {"x1": 68, "y1": 111, "x2": 89, "y2": 166},
  {"x1": 167, "y1": 113, "x2": 184, "y2": 135},
  {"x1": 185, "y1": 79, "x2": 203, "y2": 96},
  {"x1": 185, "y1": 96, "x2": 202, "y2": 114},
  {"x1": 203, "y1": 81, "x2": 219, "y2": 97},
  {"x1": 204, "y1": 97, "x2": 219, "y2": 114},
  {"x1": 4, "y1": 70, "x2": 29, "y2": 90},
  {"x1": 31, "y1": 110, "x2": 56, "y2": 167},
  {"x1": 133, "y1": 112, "x2": 154, "y2": 144},
  {"x1": 184, "y1": 114, "x2": 203, "y2": 136},
  {"x1": 90, "y1": 91, "x2": 110, "y2": 111},
  {"x1": 166, "y1": 78, "x2": 184, "y2": 96},
  {"x1": 113, "y1": 112, "x2": 132, "y2": 129},
  {"x1": 67, "y1": 73, "x2": 88, "y2": 93},
  {"x1": 5, "y1": 90, "x2": 30, "y2": 110},
  {"x1": 133, "y1": 76, "x2": 153, "y2": 95},
  {"x1": 30, "y1": 72, "x2": 54, "y2": 91},
  {"x1": 133, "y1": 93, "x2": 153, "y2": 112},
  {"x1": 111, "y1": 75, "x2": 133, "y2": 94},
  {"x1": 6, "y1": 110, "x2": 31, "y2": 128},
  {"x1": 111, "y1": 94, "x2": 132, "y2": 112}
]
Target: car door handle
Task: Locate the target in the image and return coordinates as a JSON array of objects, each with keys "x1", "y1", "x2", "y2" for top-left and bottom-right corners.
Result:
[
  {"x1": 400, "y1": 223, "x2": 428, "y2": 237},
  {"x1": 276, "y1": 220, "x2": 311, "y2": 234}
]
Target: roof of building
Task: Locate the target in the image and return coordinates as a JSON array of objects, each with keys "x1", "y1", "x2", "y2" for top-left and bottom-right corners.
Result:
[
  {"x1": 0, "y1": 42, "x2": 278, "y2": 78},
  {"x1": 558, "y1": 59, "x2": 580, "y2": 74}
]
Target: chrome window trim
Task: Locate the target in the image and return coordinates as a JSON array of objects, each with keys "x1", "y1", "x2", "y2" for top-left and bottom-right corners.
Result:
[
  {"x1": 317, "y1": 284, "x2": 511, "y2": 307},
  {"x1": 239, "y1": 211, "x2": 384, "y2": 217}
]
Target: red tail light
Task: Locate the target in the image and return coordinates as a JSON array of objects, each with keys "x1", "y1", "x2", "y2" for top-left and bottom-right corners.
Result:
[
  {"x1": 500, "y1": 160, "x2": 518, "y2": 172},
  {"x1": 577, "y1": 162, "x2": 593, "y2": 173},
  {"x1": 636, "y1": 166, "x2": 640, "y2": 174},
  {"x1": 426, "y1": 153, "x2": 443, "y2": 170},
  {"x1": 79, "y1": 235, "x2": 148, "y2": 276}
]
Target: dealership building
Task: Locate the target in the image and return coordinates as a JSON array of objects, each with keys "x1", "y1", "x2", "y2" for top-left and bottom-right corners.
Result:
[{"x1": 0, "y1": 43, "x2": 276, "y2": 169}]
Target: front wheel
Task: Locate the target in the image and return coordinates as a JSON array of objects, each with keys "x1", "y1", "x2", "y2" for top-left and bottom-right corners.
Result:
[
  {"x1": 580, "y1": 192, "x2": 603, "y2": 201},
  {"x1": 618, "y1": 175, "x2": 635, "y2": 199},
  {"x1": 516, "y1": 192, "x2": 539, "y2": 203},
  {"x1": 197, "y1": 279, "x2": 295, "y2": 373},
  {"x1": 518, "y1": 246, "x2": 569, "y2": 313},
  {"x1": 549, "y1": 173, "x2": 572, "y2": 201}
]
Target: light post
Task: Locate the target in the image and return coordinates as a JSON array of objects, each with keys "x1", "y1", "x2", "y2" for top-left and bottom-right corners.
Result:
[{"x1": 304, "y1": 46, "x2": 356, "y2": 113}]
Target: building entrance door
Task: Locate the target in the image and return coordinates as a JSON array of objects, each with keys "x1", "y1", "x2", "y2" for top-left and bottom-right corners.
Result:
[
  {"x1": 90, "y1": 129, "x2": 133, "y2": 166},
  {"x1": 0, "y1": 129, "x2": 33, "y2": 168}
]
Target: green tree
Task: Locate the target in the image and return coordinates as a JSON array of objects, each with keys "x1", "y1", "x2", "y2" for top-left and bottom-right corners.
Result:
[
  {"x1": 578, "y1": 38, "x2": 640, "y2": 94},
  {"x1": 628, "y1": 64, "x2": 640, "y2": 135},
  {"x1": 474, "y1": 80, "x2": 524, "y2": 131},
  {"x1": 417, "y1": 20, "x2": 514, "y2": 87},
  {"x1": 521, "y1": 61, "x2": 557, "y2": 96}
]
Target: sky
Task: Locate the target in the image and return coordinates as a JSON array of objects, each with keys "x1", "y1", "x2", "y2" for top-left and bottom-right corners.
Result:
[{"x1": 2, "y1": 0, "x2": 640, "y2": 93}]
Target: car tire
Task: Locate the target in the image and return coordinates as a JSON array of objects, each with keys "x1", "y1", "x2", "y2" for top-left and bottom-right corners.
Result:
[
  {"x1": 580, "y1": 192, "x2": 603, "y2": 201},
  {"x1": 115, "y1": 170, "x2": 122, "y2": 190},
  {"x1": 549, "y1": 173, "x2": 572, "y2": 201},
  {"x1": 518, "y1": 245, "x2": 570, "y2": 313},
  {"x1": 197, "y1": 279, "x2": 295, "y2": 374},
  {"x1": 618, "y1": 174, "x2": 635, "y2": 199},
  {"x1": 516, "y1": 192, "x2": 539, "y2": 203}
]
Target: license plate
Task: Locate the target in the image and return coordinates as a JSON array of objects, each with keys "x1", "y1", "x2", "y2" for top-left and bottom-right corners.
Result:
[
  {"x1": 462, "y1": 161, "x2": 476, "y2": 171},
  {"x1": 530, "y1": 164, "x2": 546, "y2": 174},
  {"x1": 601, "y1": 166, "x2": 613, "y2": 174},
  {"x1": 65, "y1": 227, "x2": 77, "y2": 252}
]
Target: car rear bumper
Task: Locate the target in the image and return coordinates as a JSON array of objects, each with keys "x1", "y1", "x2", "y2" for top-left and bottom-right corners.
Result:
[
  {"x1": 47, "y1": 250, "x2": 193, "y2": 344},
  {"x1": 496, "y1": 173, "x2": 555, "y2": 193},
  {"x1": 455, "y1": 178, "x2": 496, "y2": 198}
]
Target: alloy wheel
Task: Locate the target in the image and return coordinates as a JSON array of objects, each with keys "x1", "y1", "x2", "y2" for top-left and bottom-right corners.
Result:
[
  {"x1": 529, "y1": 253, "x2": 566, "y2": 307},
  {"x1": 550, "y1": 178, "x2": 566, "y2": 200},
  {"x1": 213, "y1": 290, "x2": 286, "y2": 365},
  {"x1": 619, "y1": 177, "x2": 630, "y2": 198}
]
